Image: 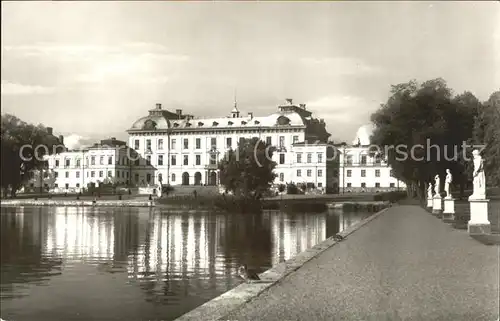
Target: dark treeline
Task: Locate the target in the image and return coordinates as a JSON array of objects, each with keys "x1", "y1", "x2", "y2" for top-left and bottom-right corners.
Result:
[
  {"x1": 1, "y1": 114, "x2": 64, "y2": 197},
  {"x1": 370, "y1": 78, "x2": 499, "y2": 199}
]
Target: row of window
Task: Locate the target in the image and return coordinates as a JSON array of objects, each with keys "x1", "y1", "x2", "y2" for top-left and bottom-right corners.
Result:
[
  {"x1": 295, "y1": 153, "x2": 323, "y2": 164},
  {"x1": 54, "y1": 156, "x2": 131, "y2": 168},
  {"x1": 346, "y1": 182, "x2": 396, "y2": 188},
  {"x1": 135, "y1": 135, "x2": 301, "y2": 151},
  {"x1": 55, "y1": 170, "x2": 130, "y2": 179},
  {"x1": 345, "y1": 169, "x2": 394, "y2": 178},
  {"x1": 296, "y1": 169, "x2": 323, "y2": 178},
  {"x1": 141, "y1": 154, "x2": 217, "y2": 167},
  {"x1": 275, "y1": 170, "x2": 323, "y2": 182},
  {"x1": 52, "y1": 180, "x2": 128, "y2": 189},
  {"x1": 142, "y1": 152, "x2": 325, "y2": 167},
  {"x1": 344, "y1": 154, "x2": 383, "y2": 165}
]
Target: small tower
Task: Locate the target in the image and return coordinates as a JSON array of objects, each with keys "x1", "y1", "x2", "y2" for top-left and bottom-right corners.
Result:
[{"x1": 231, "y1": 93, "x2": 240, "y2": 118}]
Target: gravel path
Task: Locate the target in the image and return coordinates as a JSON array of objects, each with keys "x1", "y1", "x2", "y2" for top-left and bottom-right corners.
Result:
[{"x1": 223, "y1": 205, "x2": 499, "y2": 321}]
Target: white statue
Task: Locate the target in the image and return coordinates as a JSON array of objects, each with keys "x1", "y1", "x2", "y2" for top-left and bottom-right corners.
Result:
[
  {"x1": 444, "y1": 169, "x2": 452, "y2": 199},
  {"x1": 434, "y1": 174, "x2": 440, "y2": 197},
  {"x1": 470, "y1": 149, "x2": 486, "y2": 199},
  {"x1": 427, "y1": 183, "x2": 433, "y2": 199}
]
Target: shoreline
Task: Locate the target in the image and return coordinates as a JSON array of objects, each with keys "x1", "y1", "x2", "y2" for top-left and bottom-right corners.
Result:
[
  {"x1": 173, "y1": 206, "x2": 391, "y2": 321},
  {"x1": 0, "y1": 198, "x2": 392, "y2": 212},
  {"x1": 0, "y1": 199, "x2": 155, "y2": 207}
]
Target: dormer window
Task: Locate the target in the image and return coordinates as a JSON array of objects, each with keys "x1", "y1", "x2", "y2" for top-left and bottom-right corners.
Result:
[
  {"x1": 228, "y1": 121, "x2": 233, "y2": 125},
  {"x1": 241, "y1": 121, "x2": 247, "y2": 125},
  {"x1": 198, "y1": 122, "x2": 204, "y2": 127},
  {"x1": 254, "y1": 120, "x2": 260, "y2": 125},
  {"x1": 213, "y1": 121, "x2": 218, "y2": 126},
  {"x1": 277, "y1": 116, "x2": 291, "y2": 126},
  {"x1": 173, "y1": 123, "x2": 179, "y2": 128},
  {"x1": 186, "y1": 122, "x2": 192, "y2": 127}
]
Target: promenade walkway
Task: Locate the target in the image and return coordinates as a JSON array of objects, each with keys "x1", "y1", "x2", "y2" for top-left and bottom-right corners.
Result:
[{"x1": 223, "y1": 205, "x2": 499, "y2": 321}]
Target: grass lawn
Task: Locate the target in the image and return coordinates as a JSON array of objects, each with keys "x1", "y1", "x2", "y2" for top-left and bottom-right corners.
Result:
[{"x1": 453, "y1": 199, "x2": 500, "y2": 234}]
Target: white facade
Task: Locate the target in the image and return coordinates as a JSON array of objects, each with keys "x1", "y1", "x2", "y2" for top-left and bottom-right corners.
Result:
[
  {"x1": 126, "y1": 99, "x2": 335, "y2": 191},
  {"x1": 281, "y1": 143, "x2": 338, "y2": 190},
  {"x1": 45, "y1": 139, "x2": 133, "y2": 192},
  {"x1": 338, "y1": 146, "x2": 406, "y2": 193}
]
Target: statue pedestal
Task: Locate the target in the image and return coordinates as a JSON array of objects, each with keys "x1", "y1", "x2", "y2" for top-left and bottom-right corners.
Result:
[
  {"x1": 468, "y1": 198, "x2": 490, "y2": 235},
  {"x1": 442, "y1": 198, "x2": 455, "y2": 223},
  {"x1": 426, "y1": 198, "x2": 433, "y2": 209},
  {"x1": 432, "y1": 196, "x2": 442, "y2": 217}
]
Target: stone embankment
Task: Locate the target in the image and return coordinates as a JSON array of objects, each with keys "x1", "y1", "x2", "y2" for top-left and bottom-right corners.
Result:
[{"x1": 0, "y1": 199, "x2": 154, "y2": 207}]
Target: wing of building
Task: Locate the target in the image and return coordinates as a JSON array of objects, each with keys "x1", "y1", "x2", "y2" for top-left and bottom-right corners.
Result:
[
  {"x1": 339, "y1": 125, "x2": 406, "y2": 193},
  {"x1": 40, "y1": 101, "x2": 404, "y2": 194},
  {"x1": 126, "y1": 99, "x2": 334, "y2": 191}
]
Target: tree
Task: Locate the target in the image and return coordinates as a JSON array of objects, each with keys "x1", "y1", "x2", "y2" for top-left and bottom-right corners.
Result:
[
  {"x1": 476, "y1": 91, "x2": 500, "y2": 187},
  {"x1": 370, "y1": 79, "x2": 479, "y2": 199},
  {"x1": 218, "y1": 137, "x2": 277, "y2": 200},
  {"x1": 1, "y1": 114, "x2": 63, "y2": 197}
]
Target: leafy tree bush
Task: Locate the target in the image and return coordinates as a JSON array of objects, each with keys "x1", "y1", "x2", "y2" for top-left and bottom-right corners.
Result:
[
  {"x1": 373, "y1": 191, "x2": 407, "y2": 203},
  {"x1": 1, "y1": 114, "x2": 64, "y2": 197},
  {"x1": 162, "y1": 184, "x2": 174, "y2": 195},
  {"x1": 286, "y1": 183, "x2": 299, "y2": 194},
  {"x1": 218, "y1": 137, "x2": 277, "y2": 200},
  {"x1": 371, "y1": 79, "x2": 484, "y2": 199},
  {"x1": 473, "y1": 91, "x2": 500, "y2": 187}
]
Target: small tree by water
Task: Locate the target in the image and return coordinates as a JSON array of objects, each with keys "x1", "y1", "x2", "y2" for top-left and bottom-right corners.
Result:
[{"x1": 218, "y1": 137, "x2": 277, "y2": 201}]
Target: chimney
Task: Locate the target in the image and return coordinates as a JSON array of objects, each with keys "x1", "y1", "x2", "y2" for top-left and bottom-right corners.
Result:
[
  {"x1": 285, "y1": 98, "x2": 293, "y2": 105},
  {"x1": 248, "y1": 112, "x2": 253, "y2": 119},
  {"x1": 58, "y1": 135, "x2": 64, "y2": 145},
  {"x1": 156, "y1": 103, "x2": 162, "y2": 110},
  {"x1": 46, "y1": 127, "x2": 53, "y2": 135},
  {"x1": 111, "y1": 137, "x2": 116, "y2": 141},
  {"x1": 299, "y1": 104, "x2": 306, "y2": 109},
  {"x1": 176, "y1": 109, "x2": 182, "y2": 117}
]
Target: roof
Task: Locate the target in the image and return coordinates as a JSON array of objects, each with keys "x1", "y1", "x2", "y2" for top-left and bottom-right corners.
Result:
[
  {"x1": 168, "y1": 111, "x2": 306, "y2": 130},
  {"x1": 130, "y1": 115, "x2": 171, "y2": 131}
]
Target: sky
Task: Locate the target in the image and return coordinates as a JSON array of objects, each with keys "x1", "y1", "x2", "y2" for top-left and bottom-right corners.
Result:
[{"x1": 2, "y1": 1, "x2": 499, "y2": 148}]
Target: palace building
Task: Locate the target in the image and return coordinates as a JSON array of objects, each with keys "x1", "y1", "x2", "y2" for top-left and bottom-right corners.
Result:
[
  {"x1": 127, "y1": 99, "x2": 336, "y2": 191},
  {"x1": 43, "y1": 99, "x2": 339, "y2": 193}
]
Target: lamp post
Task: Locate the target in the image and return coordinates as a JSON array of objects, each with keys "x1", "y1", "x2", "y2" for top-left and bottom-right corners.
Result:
[
  {"x1": 342, "y1": 145, "x2": 346, "y2": 194},
  {"x1": 166, "y1": 128, "x2": 171, "y2": 186}
]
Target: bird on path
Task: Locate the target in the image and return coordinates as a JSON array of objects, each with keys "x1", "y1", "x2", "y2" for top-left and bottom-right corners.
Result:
[
  {"x1": 238, "y1": 264, "x2": 261, "y2": 282},
  {"x1": 333, "y1": 234, "x2": 345, "y2": 242}
]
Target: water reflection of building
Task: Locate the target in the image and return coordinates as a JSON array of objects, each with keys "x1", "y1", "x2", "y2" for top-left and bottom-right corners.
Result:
[
  {"x1": 46, "y1": 207, "x2": 115, "y2": 261},
  {"x1": 128, "y1": 214, "x2": 212, "y2": 280},
  {"x1": 269, "y1": 212, "x2": 327, "y2": 266},
  {"x1": 1, "y1": 207, "x2": 62, "y2": 296}
]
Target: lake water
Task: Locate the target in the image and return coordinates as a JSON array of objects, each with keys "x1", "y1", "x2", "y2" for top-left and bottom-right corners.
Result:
[{"x1": 0, "y1": 206, "x2": 373, "y2": 321}]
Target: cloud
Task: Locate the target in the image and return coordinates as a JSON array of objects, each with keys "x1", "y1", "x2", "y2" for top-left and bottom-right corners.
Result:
[
  {"x1": 3, "y1": 42, "x2": 189, "y2": 86},
  {"x1": 62, "y1": 134, "x2": 96, "y2": 150},
  {"x1": 300, "y1": 57, "x2": 381, "y2": 75},
  {"x1": 1, "y1": 80, "x2": 55, "y2": 95},
  {"x1": 306, "y1": 95, "x2": 380, "y2": 142},
  {"x1": 307, "y1": 95, "x2": 375, "y2": 121}
]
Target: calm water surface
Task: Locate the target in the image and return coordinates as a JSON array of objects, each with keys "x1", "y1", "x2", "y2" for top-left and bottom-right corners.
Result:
[{"x1": 0, "y1": 206, "x2": 372, "y2": 321}]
